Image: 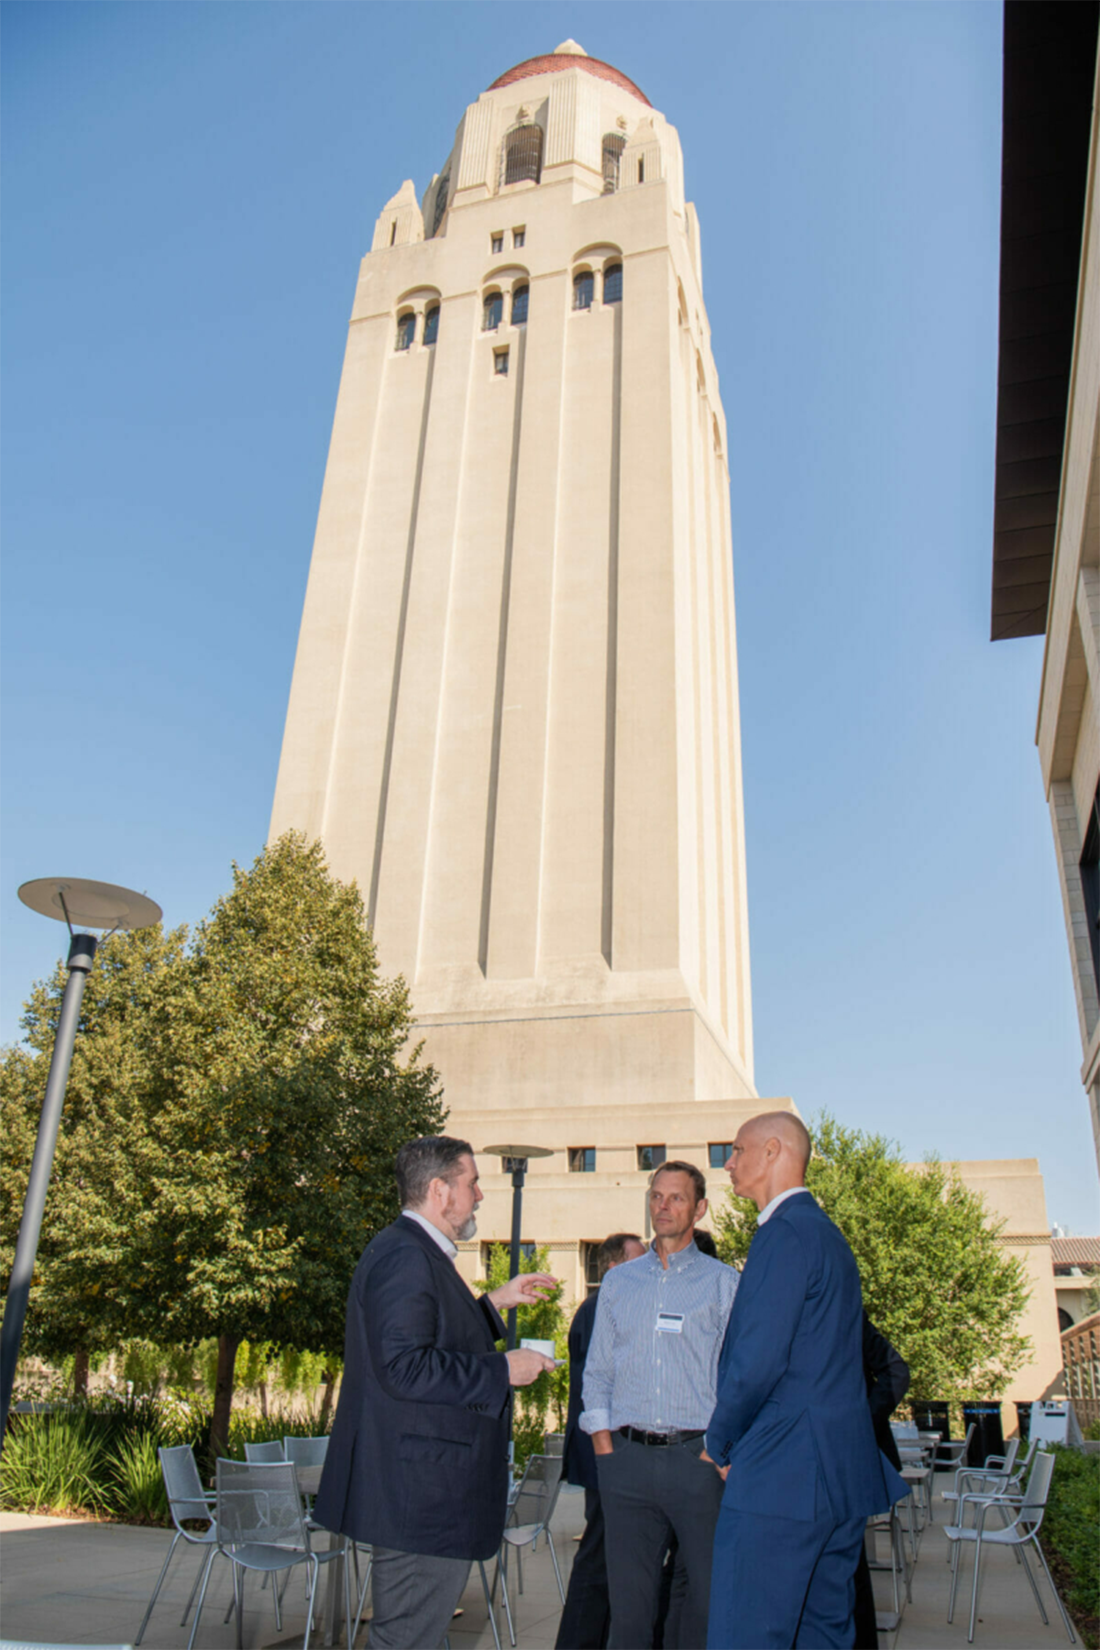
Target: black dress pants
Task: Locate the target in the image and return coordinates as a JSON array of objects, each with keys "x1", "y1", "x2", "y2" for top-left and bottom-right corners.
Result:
[{"x1": 555, "y1": 1486, "x2": 610, "y2": 1649}]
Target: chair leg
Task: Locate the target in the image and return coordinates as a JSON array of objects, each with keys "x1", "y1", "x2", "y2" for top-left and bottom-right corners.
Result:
[
  {"x1": 234, "y1": 1563, "x2": 245, "y2": 1650},
  {"x1": 967, "y1": 1534, "x2": 985, "y2": 1644},
  {"x1": 180, "y1": 1544, "x2": 209, "y2": 1628},
  {"x1": 303, "y1": 1555, "x2": 319, "y2": 1650},
  {"x1": 345, "y1": 1542, "x2": 355, "y2": 1650},
  {"x1": 1032, "y1": 1536, "x2": 1078, "y2": 1644},
  {"x1": 547, "y1": 1532, "x2": 565, "y2": 1605},
  {"x1": 353, "y1": 1550, "x2": 374, "y2": 1646},
  {"x1": 187, "y1": 1548, "x2": 220, "y2": 1650},
  {"x1": 498, "y1": 1545, "x2": 516, "y2": 1648},
  {"x1": 1018, "y1": 1543, "x2": 1049, "y2": 1625},
  {"x1": 947, "y1": 1536, "x2": 961, "y2": 1624},
  {"x1": 516, "y1": 1542, "x2": 524, "y2": 1596},
  {"x1": 478, "y1": 1560, "x2": 502, "y2": 1650},
  {"x1": 134, "y1": 1529, "x2": 181, "y2": 1644}
]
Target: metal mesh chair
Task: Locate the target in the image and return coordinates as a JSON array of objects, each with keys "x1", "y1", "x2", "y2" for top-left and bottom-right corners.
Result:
[
  {"x1": 942, "y1": 1436, "x2": 1021, "y2": 1522},
  {"x1": 493, "y1": 1454, "x2": 565, "y2": 1647},
  {"x1": 945, "y1": 1449, "x2": 1076, "y2": 1644},
  {"x1": 187, "y1": 1458, "x2": 351, "y2": 1650},
  {"x1": 133, "y1": 1444, "x2": 217, "y2": 1646},
  {"x1": 284, "y1": 1435, "x2": 329, "y2": 1468},
  {"x1": 244, "y1": 1439, "x2": 286, "y2": 1462}
]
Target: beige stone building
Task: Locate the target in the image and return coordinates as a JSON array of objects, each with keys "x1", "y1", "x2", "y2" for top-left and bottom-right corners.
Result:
[{"x1": 271, "y1": 41, "x2": 1063, "y2": 1409}]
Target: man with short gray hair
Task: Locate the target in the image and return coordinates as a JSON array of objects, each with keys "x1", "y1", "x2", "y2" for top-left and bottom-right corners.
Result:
[{"x1": 315, "y1": 1136, "x2": 557, "y2": 1648}]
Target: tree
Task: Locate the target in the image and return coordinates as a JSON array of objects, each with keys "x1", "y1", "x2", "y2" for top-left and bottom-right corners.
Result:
[
  {"x1": 476, "y1": 1245, "x2": 569, "y2": 1466},
  {"x1": 712, "y1": 1114, "x2": 1032, "y2": 1404}
]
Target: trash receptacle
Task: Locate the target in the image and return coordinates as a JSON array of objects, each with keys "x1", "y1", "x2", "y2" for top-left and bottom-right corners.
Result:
[
  {"x1": 963, "y1": 1402, "x2": 1004, "y2": 1466},
  {"x1": 1014, "y1": 1402, "x2": 1034, "y2": 1442},
  {"x1": 910, "y1": 1399, "x2": 951, "y2": 1438}
]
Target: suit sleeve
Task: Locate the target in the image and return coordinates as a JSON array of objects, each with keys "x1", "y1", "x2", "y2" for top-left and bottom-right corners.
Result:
[
  {"x1": 363, "y1": 1245, "x2": 509, "y2": 1412},
  {"x1": 705, "y1": 1219, "x2": 808, "y2": 1466}
]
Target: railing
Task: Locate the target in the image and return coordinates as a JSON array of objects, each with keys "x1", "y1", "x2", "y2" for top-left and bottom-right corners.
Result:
[{"x1": 1061, "y1": 1309, "x2": 1100, "y2": 1430}]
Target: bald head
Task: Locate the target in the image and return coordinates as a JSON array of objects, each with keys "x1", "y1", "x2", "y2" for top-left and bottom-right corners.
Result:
[{"x1": 726, "y1": 1111, "x2": 812, "y2": 1210}]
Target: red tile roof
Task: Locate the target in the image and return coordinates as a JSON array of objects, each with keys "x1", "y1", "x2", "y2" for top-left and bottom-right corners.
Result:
[
  {"x1": 489, "y1": 54, "x2": 651, "y2": 109},
  {"x1": 1051, "y1": 1236, "x2": 1100, "y2": 1267}
]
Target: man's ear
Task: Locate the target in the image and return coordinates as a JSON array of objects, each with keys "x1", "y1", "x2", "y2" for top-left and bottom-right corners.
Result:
[{"x1": 696, "y1": 1199, "x2": 708, "y2": 1221}]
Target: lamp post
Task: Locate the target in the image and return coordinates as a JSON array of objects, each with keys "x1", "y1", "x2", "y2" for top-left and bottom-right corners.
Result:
[
  {"x1": 0, "y1": 879, "x2": 162, "y2": 1442},
  {"x1": 480, "y1": 1144, "x2": 553, "y2": 1349}
]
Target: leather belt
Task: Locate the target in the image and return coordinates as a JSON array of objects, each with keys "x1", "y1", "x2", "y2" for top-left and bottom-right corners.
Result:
[{"x1": 619, "y1": 1426, "x2": 705, "y2": 1447}]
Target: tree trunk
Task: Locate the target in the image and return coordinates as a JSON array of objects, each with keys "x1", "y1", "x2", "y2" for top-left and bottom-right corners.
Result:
[
  {"x1": 259, "y1": 1379, "x2": 268, "y2": 1420},
  {"x1": 319, "y1": 1368, "x2": 336, "y2": 1428},
  {"x1": 72, "y1": 1346, "x2": 90, "y2": 1399},
  {"x1": 211, "y1": 1333, "x2": 241, "y2": 1457}
]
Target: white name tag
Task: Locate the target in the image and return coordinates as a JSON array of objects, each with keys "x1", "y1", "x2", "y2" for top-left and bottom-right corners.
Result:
[{"x1": 656, "y1": 1312, "x2": 684, "y2": 1334}]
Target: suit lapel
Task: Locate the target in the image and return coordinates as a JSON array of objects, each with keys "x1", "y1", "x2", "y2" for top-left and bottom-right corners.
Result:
[{"x1": 397, "y1": 1216, "x2": 497, "y2": 1345}]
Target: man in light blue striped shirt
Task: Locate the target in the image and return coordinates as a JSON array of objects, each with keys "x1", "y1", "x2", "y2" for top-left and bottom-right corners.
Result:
[{"x1": 578, "y1": 1162, "x2": 738, "y2": 1649}]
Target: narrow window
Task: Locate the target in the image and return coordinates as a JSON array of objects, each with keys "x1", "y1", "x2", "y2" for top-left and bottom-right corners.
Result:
[
  {"x1": 389, "y1": 221, "x2": 397, "y2": 247},
  {"x1": 491, "y1": 232, "x2": 504, "y2": 254},
  {"x1": 708, "y1": 1143, "x2": 732, "y2": 1170},
  {"x1": 602, "y1": 132, "x2": 626, "y2": 193},
  {"x1": 573, "y1": 271, "x2": 594, "y2": 311},
  {"x1": 512, "y1": 226, "x2": 526, "y2": 248},
  {"x1": 423, "y1": 305, "x2": 439, "y2": 346},
  {"x1": 431, "y1": 174, "x2": 450, "y2": 237},
  {"x1": 511, "y1": 284, "x2": 529, "y2": 326},
  {"x1": 569, "y1": 1146, "x2": 596, "y2": 1173},
  {"x1": 395, "y1": 312, "x2": 416, "y2": 351},
  {"x1": 503, "y1": 123, "x2": 543, "y2": 186},
  {"x1": 603, "y1": 264, "x2": 623, "y2": 304},
  {"x1": 483, "y1": 292, "x2": 503, "y2": 331},
  {"x1": 637, "y1": 1145, "x2": 666, "y2": 1173},
  {"x1": 583, "y1": 1241, "x2": 602, "y2": 1297},
  {"x1": 493, "y1": 347, "x2": 509, "y2": 376},
  {"x1": 638, "y1": 157, "x2": 645, "y2": 184}
]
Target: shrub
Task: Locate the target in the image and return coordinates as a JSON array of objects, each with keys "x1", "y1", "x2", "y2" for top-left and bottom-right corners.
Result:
[
  {"x1": 0, "y1": 1412, "x2": 108, "y2": 1515},
  {"x1": 107, "y1": 1431, "x2": 169, "y2": 1524},
  {"x1": 1044, "y1": 1446, "x2": 1099, "y2": 1646}
]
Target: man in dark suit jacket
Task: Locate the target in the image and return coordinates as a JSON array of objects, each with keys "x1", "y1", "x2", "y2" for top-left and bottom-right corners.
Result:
[
  {"x1": 853, "y1": 1315, "x2": 910, "y2": 1649},
  {"x1": 314, "y1": 1136, "x2": 557, "y2": 1649},
  {"x1": 555, "y1": 1232, "x2": 646, "y2": 1650},
  {"x1": 703, "y1": 1114, "x2": 908, "y2": 1649}
]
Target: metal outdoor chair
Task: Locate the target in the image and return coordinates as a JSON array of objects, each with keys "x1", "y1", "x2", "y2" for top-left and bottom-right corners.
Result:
[
  {"x1": 284, "y1": 1435, "x2": 329, "y2": 1469},
  {"x1": 186, "y1": 1458, "x2": 352, "y2": 1650},
  {"x1": 133, "y1": 1444, "x2": 217, "y2": 1646},
  {"x1": 244, "y1": 1439, "x2": 286, "y2": 1463},
  {"x1": 934, "y1": 1420, "x2": 976, "y2": 1471},
  {"x1": 493, "y1": 1453, "x2": 565, "y2": 1647},
  {"x1": 942, "y1": 1436, "x2": 1021, "y2": 1523},
  {"x1": 944, "y1": 1448, "x2": 1076, "y2": 1644}
]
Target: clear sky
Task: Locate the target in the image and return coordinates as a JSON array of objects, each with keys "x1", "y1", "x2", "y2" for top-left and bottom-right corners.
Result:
[{"x1": 3, "y1": 2, "x2": 1096, "y2": 1233}]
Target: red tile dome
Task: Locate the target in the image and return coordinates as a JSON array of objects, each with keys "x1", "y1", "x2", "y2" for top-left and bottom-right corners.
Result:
[{"x1": 489, "y1": 48, "x2": 650, "y2": 108}]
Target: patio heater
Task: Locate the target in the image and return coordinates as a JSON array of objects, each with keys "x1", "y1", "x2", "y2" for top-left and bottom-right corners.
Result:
[
  {"x1": 480, "y1": 1144, "x2": 553, "y2": 1349},
  {"x1": 0, "y1": 878, "x2": 162, "y2": 1442}
]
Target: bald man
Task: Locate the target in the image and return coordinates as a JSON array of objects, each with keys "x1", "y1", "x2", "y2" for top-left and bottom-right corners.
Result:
[{"x1": 702, "y1": 1114, "x2": 907, "y2": 1649}]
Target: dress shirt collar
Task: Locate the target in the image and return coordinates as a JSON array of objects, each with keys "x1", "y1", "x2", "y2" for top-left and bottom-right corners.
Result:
[
  {"x1": 646, "y1": 1238, "x2": 701, "y2": 1271},
  {"x1": 757, "y1": 1186, "x2": 813, "y2": 1226},
  {"x1": 402, "y1": 1207, "x2": 458, "y2": 1259}
]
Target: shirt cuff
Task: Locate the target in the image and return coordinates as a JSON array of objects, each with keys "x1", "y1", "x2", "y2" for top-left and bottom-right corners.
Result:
[{"x1": 579, "y1": 1408, "x2": 611, "y2": 1436}]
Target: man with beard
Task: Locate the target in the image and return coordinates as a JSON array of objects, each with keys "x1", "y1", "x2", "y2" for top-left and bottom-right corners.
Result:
[{"x1": 314, "y1": 1136, "x2": 556, "y2": 1648}]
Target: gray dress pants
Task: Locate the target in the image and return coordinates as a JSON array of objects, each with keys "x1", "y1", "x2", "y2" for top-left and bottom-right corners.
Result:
[
  {"x1": 367, "y1": 1547, "x2": 471, "y2": 1649},
  {"x1": 597, "y1": 1432, "x2": 724, "y2": 1650}
]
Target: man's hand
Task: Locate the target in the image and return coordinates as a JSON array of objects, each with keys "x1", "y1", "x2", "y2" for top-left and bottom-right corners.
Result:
[
  {"x1": 699, "y1": 1447, "x2": 729, "y2": 1481},
  {"x1": 488, "y1": 1271, "x2": 558, "y2": 1313},
  {"x1": 591, "y1": 1430, "x2": 614, "y2": 1456},
  {"x1": 505, "y1": 1348, "x2": 556, "y2": 1386}
]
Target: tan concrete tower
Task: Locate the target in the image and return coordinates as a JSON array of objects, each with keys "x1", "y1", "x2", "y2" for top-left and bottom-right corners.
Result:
[{"x1": 272, "y1": 43, "x2": 768, "y2": 1286}]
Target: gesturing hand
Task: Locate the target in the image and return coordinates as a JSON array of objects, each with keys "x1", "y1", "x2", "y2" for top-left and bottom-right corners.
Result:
[
  {"x1": 505, "y1": 1348, "x2": 557, "y2": 1386},
  {"x1": 488, "y1": 1271, "x2": 558, "y2": 1312}
]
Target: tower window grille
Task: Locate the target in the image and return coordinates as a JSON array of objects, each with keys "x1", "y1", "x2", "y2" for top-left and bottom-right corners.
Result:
[
  {"x1": 423, "y1": 305, "x2": 440, "y2": 346},
  {"x1": 512, "y1": 226, "x2": 526, "y2": 248},
  {"x1": 431, "y1": 173, "x2": 450, "y2": 237},
  {"x1": 502, "y1": 122, "x2": 543, "y2": 187},
  {"x1": 395, "y1": 312, "x2": 416, "y2": 351},
  {"x1": 483, "y1": 292, "x2": 503, "y2": 331},
  {"x1": 573, "y1": 271, "x2": 595, "y2": 311},
  {"x1": 602, "y1": 132, "x2": 626, "y2": 193},
  {"x1": 511, "y1": 284, "x2": 529, "y2": 326},
  {"x1": 493, "y1": 347, "x2": 510, "y2": 376},
  {"x1": 603, "y1": 264, "x2": 623, "y2": 304},
  {"x1": 491, "y1": 233, "x2": 504, "y2": 254}
]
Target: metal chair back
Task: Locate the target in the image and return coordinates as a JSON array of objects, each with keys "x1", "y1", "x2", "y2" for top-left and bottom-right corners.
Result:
[
  {"x1": 244, "y1": 1439, "x2": 285, "y2": 1463},
  {"x1": 160, "y1": 1444, "x2": 213, "y2": 1527},
  {"x1": 509, "y1": 1453, "x2": 562, "y2": 1533},
  {"x1": 284, "y1": 1435, "x2": 329, "y2": 1468},
  {"x1": 216, "y1": 1457, "x2": 308, "y2": 1551},
  {"x1": 1015, "y1": 1447, "x2": 1055, "y2": 1531}
]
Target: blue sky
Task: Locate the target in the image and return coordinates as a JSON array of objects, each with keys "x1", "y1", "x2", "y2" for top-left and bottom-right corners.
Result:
[{"x1": 3, "y1": 2, "x2": 1096, "y2": 1233}]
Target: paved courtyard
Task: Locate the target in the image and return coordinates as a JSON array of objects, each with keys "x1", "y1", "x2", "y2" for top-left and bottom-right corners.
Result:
[{"x1": 0, "y1": 1475, "x2": 1078, "y2": 1650}]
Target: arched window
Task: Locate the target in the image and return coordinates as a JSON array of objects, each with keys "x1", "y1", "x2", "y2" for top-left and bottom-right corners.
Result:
[
  {"x1": 603, "y1": 264, "x2": 623, "y2": 305},
  {"x1": 511, "y1": 285, "x2": 529, "y2": 326},
  {"x1": 573, "y1": 271, "x2": 594, "y2": 311},
  {"x1": 602, "y1": 133, "x2": 626, "y2": 194},
  {"x1": 395, "y1": 312, "x2": 416, "y2": 351},
  {"x1": 503, "y1": 123, "x2": 543, "y2": 186},
  {"x1": 423, "y1": 305, "x2": 440, "y2": 346},
  {"x1": 483, "y1": 292, "x2": 503, "y2": 331},
  {"x1": 431, "y1": 174, "x2": 449, "y2": 237}
]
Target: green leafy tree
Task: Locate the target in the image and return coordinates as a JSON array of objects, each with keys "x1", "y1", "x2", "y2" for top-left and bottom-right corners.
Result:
[
  {"x1": 712, "y1": 1113, "x2": 1031, "y2": 1403},
  {"x1": 476, "y1": 1245, "x2": 568, "y2": 1466}
]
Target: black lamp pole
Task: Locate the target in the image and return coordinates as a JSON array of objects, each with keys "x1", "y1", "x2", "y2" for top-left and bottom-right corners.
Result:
[{"x1": 502, "y1": 1155, "x2": 528, "y2": 1351}]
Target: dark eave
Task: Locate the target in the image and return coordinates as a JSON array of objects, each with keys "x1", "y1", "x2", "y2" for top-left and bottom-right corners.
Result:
[{"x1": 991, "y1": 0, "x2": 1098, "y2": 641}]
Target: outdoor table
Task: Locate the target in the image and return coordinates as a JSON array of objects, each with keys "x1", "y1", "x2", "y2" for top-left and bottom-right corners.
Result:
[{"x1": 296, "y1": 1464, "x2": 347, "y2": 1647}]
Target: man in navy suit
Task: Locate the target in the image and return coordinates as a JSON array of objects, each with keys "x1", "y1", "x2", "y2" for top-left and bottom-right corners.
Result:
[
  {"x1": 555, "y1": 1232, "x2": 646, "y2": 1650},
  {"x1": 314, "y1": 1136, "x2": 557, "y2": 1649},
  {"x1": 702, "y1": 1114, "x2": 907, "y2": 1649}
]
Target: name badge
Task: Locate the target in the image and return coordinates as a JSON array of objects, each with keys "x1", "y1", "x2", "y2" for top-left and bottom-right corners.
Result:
[{"x1": 656, "y1": 1312, "x2": 684, "y2": 1334}]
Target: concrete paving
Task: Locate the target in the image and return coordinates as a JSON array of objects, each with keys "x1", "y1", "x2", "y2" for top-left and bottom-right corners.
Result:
[{"x1": 0, "y1": 1476, "x2": 1079, "y2": 1649}]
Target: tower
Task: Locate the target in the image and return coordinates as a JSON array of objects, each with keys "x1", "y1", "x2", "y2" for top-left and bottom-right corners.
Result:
[{"x1": 272, "y1": 44, "x2": 774, "y2": 1285}]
